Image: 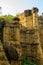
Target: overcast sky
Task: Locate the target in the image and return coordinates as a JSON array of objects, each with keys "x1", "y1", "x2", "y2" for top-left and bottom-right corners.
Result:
[{"x1": 0, "y1": 0, "x2": 43, "y2": 16}]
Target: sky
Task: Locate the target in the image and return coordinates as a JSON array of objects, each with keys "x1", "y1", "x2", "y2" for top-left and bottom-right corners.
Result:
[{"x1": 0, "y1": 0, "x2": 43, "y2": 16}]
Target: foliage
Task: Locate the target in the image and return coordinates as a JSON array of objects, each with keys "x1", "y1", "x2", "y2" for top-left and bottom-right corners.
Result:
[
  {"x1": 21, "y1": 58, "x2": 37, "y2": 65},
  {"x1": 4, "y1": 15, "x2": 14, "y2": 22},
  {"x1": 0, "y1": 15, "x2": 14, "y2": 22}
]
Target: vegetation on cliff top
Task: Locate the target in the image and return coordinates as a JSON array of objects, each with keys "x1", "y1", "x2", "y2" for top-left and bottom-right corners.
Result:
[{"x1": 0, "y1": 15, "x2": 14, "y2": 22}]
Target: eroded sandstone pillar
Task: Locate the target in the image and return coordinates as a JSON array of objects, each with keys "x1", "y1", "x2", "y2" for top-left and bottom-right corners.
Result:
[{"x1": 32, "y1": 7, "x2": 43, "y2": 65}]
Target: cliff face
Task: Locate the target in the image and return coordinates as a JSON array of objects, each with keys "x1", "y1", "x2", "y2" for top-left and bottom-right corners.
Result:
[
  {"x1": 0, "y1": 7, "x2": 43, "y2": 65},
  {"x1": 0, "y1": 40, "x2": 10, "y2": 65},
  {"x1": 16, "y1": 7, "x2": 43, "y2": 65}
]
